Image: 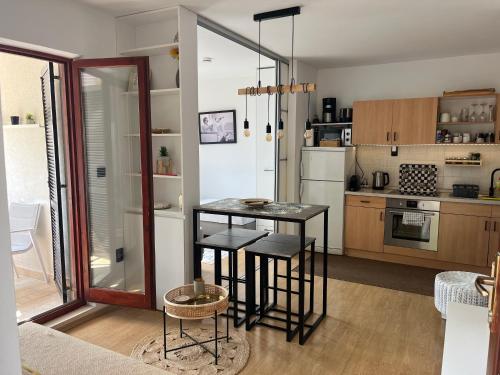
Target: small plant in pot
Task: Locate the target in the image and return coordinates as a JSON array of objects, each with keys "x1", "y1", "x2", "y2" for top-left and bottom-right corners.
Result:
[
  {"x1": 25, "y1": 113, "x2": 36, "y2": 124},
  {"x1": 156, "y1": 146, "x2": 170, "y2": 175}
]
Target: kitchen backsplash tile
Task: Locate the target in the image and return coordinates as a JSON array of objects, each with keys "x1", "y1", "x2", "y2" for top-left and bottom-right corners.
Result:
[{"x1": 355, "y1": 145, "x2": 500, "y2": 193}]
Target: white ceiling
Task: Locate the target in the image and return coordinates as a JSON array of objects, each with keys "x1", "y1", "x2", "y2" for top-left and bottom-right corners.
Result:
[
  {"x1": 197, "y1": 26, "x2": 274, "y2": 80},
  {"x1": 75, "y1": 0, "x2": 500, "y2": 68}
]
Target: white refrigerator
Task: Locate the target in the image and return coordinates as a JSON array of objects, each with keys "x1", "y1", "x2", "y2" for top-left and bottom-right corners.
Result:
[{"x1": 300, "y1": 147, "x2": 355, "y2": 254}]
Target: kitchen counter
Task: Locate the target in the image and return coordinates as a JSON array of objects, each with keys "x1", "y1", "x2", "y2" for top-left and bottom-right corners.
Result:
[{"x1": 345, "y1": 188, "x2": 500, "y2": 206}]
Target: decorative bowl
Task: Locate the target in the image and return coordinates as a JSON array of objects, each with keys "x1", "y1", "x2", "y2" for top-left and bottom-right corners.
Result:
[{"x1": 239, "y1": 198, "x2": 272, "y2": 208}]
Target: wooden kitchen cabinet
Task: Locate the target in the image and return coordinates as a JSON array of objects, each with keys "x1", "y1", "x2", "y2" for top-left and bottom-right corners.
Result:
[
  {"x1": 352, "y1": 97, "x2": 438, "y2": 145},
  {"x1": 352, "y1": 100, "x2": 393, "y2": 145},
  {"x1": 344, "y1": 205, "x2": 385, "y2": 253},
  {"x1": 392, "y1": 98, "x2": 438, "y2": 145},
  {"x1": 489, "y1": 218, "x2": 500, "y2": 267},
  {"x1": 437, "y1": 213, "x2": 490, "y2": 267}
]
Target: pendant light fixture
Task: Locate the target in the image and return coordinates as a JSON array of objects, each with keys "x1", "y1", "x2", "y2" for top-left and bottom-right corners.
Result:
[
  {"x1": 238, "y1": 6, "x2": 317, "y2": 143},
  {"x1": 243, "y1": 87, "x2": 250, "y2": 137},
  {"x1": 277, "y1": 84, "x2": 284, "y2": 140},
  {"x1": 304, "y1": 84, "x2": 313, "y2": 140},
  {"x1": 238, "y1": 7, "x2": 315, "y2": 96},
  {"x1": 265, "y1": 86, "x2": 272, "y2": 142}
]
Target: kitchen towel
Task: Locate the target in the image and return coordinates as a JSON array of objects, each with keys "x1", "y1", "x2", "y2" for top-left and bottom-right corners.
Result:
[{"x1": 402, "y1": 211, "x2": 425, "y2": 226}]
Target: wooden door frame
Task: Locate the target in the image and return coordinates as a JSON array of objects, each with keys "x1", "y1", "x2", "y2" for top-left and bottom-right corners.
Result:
[
  {"x1": 72, "y1": 57, "x2": 155, "y2": 309},
  {"x1": 0, "y1": 43, "x2": 86, "y2": 323}
]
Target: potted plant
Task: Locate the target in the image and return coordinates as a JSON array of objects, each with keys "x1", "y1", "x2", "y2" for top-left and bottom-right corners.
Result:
[
  {"x1": 25, "y1": 113, "x2": 35, "y2": 124},
  {"x1": 156, "y1": 146, "x2": 169, "y2": 175}
]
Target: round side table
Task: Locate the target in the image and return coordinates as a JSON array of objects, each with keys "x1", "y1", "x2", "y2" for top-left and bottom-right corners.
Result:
[{"x1": 163, "y1": 284, "x2": 229, "y2": 365}]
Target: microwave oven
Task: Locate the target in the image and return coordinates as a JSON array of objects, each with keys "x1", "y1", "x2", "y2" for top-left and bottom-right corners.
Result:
[{"x1": 313, "y1": 123, "x2": 352, "y2": 147}]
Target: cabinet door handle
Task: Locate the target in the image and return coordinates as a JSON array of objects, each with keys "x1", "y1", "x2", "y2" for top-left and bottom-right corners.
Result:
[
  {"x1": 485, "y1": 221, "x2": 490, "y2": 231},
  {"x1": 393, "y1": 132, "x2": 397, "y2": 142},
  {"x1": 386, "y1": 132, "x2": 390, "y2": 142},
  {"x1": 380, "y1": 211, "x2": 384, "y2": 221},
  {"x1": 494, "y1": 221, "x2": 498, "y2": 232},
  {"x1": 360, "y1": 200, "x2": 371, "y2": 204}
]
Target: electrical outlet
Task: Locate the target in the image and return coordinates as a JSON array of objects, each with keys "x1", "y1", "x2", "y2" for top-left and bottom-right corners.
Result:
[
  {"x1": 391, "y1": 146, "x2": 398, "y2": 157},
  {"x1": 116, "y1": 248, "x2": 124, "y2": 263}
]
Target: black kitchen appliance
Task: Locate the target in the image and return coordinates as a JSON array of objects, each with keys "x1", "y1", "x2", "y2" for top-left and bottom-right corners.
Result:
[
  {"x1": 372, "y1": 171, "x2": 390, "y2": 190},
  {"x1": 339, "y1": 107, "x2": 353, "y2": 122},
  {"x1": 452, "y1": 184, "x2": 479, "y2": 199},
  {"x1": 348, "y1": 175, "x2": 361, "y2": 191},
  {"x1": 322, "y1": 97, "x2": 336, "y2": 123}
]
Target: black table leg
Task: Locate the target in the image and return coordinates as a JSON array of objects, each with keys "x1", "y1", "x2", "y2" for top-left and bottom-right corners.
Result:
[
  {"x1": 298, "y1": 221, "x2": 306, "y2": 345},
  {"x1": 245, "y1": 252, "x2": 256, "y2": 330},
  {"x1": 214, "y1": 311, "x2": 218, "y2": 365},
  {"x1": 233, "y1": 252, "x2": 239, "y2": 328},
  {"x1": 193, "y1": 210, "x2": 201, "y2": 279},
  {"x1": 323, "y1": 210, "x2": 328, "y2": 317},
  {"x1": 163, "y1": 306, "x2": 167, "y2": 359},
  {"x1": 214, "y1": 250, "x2": 222, "y2": 286},
  {"x1": 309, "y1": 241, "x2": 315, "y2": 315},
  {"x1": 286, "y1": 258, "x2": 292, "y2": 342}
]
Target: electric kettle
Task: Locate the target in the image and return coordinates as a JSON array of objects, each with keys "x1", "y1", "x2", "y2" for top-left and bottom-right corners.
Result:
[{"x1": 372, "y1": 171, "x2": 390, "y2": 190}]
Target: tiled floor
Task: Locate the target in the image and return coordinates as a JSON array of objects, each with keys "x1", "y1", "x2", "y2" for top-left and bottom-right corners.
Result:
[{"x1": 14, "y1": 276, "x2": 62, "y2": 322}]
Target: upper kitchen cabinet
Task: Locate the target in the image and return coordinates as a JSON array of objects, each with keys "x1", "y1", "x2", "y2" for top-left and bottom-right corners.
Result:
[
  {"x1": 353, "y1": 97, "x2": 438, "y2": 145},
  {"x1": 352, "y1": 100, "x2": 393, "y2": 145},
  {"x1": 392, "y1": 98, "x2": 438, "y2": 144}
]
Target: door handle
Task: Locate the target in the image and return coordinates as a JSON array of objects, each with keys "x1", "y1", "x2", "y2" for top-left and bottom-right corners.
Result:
[
  {"x1": 263, "y1": 169, "x2": 275, "y2": 172},
  {"x1": 360, "y1": 200, "x2": 371, "y2": 204},
  {"x1": 475, "y1": 275, "x2": 495, "y2": 297},
  {"x1": 300, "y1": 160, "x2": 304, "y2": 178},
  {"x1": 393, "y1": 132, "x2": 397, "y2": 142},
  {"x1": 485, "y1": 221, "x2": 490, "y2": 231},
  {"x1": 380, "y1": 211, "x2": 384, "y2": 221},
  {"x1": 299, "y1": 182, "x2": 304, "y2": 199},
  {"x1": 386, "y1": 132, "x2": 390, "y2": 142}
]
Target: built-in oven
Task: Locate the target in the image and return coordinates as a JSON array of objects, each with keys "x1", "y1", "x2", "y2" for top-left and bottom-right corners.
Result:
[{"x1": 384, "y1": 198, "x2": 440, "y2": 251}]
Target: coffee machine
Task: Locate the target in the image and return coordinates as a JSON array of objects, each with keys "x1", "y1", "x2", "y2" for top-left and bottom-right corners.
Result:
[{"x1": 322, "y1": 98, "x2": 336, "y2": 123}]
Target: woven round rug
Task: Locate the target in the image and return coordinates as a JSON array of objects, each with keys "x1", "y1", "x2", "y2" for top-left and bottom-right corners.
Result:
[{"x1": 131, "y1": 325, "x2": 250, "y2": 374}]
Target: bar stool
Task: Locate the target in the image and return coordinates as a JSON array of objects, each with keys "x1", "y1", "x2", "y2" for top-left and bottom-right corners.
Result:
[
  {"x1": 244, "y1": 233, "x2": 316, "y2": 341},
  {"x1": 195, "y1": 228, "x2": 268, "y2": 327}
]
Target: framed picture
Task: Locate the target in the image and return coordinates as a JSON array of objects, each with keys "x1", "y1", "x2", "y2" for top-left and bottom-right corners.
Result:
[{"x1": 198, "y1": 110, "x2": 237, "y2": 144}]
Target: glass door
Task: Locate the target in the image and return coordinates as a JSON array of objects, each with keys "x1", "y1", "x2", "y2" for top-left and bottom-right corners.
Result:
[{"x1": 72, "y1": 57, "x2": 155, "y2": 308}]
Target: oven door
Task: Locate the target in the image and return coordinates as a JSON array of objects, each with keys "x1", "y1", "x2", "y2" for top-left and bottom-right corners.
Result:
[{"x1": 384, "y1": 208, "x2": 440, "y2": 251}]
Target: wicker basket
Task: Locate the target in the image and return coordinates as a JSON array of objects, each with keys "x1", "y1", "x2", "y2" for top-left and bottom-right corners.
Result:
[{"x1": 164, "y1": 284, "x2": 229, "y2": 320}]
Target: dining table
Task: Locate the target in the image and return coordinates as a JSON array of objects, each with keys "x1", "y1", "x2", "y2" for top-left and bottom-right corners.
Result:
[{"x1": 192, "y1": 198, "x2": 329, "y2": 345}]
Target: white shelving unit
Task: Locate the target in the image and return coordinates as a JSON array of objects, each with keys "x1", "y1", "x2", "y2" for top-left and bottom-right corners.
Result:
[{"x1": 116, "y1": 6, "x2": 200, "y2": 309}]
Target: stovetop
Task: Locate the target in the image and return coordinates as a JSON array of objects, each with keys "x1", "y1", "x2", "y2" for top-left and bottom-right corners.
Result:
[{"x1": 387, "y1": 189, "x2": 440, "y2": 197}]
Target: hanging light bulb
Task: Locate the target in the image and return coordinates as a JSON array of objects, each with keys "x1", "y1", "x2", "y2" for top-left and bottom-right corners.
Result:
[
  {"x1": 277, "y1": 118, "x2": 284, "y2": 140},
  {"x1": 265, "y1": 87, "x2": 272, "y2": 142},
  {"x1": 304, "y1": 89, "x2": 313, "y2": 139},
  {"x1": 243, "y1": 88, "x2": 250, "y2": 137},
  {"x1": 266, "y1": 123, "x2": 273, "y2": 142}
]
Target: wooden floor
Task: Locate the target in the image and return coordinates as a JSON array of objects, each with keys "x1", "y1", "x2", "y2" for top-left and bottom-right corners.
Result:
[
  {"x1": 66, "y1": 252, "x2": 445, "y2": 375},
  {"x1": 15, "y1": 276, "x2": 62, "y2": 322}
]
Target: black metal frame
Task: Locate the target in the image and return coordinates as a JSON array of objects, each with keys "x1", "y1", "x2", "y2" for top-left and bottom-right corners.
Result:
[
  {"x1": 193, "y1": 206, "x2": 328, "y2": 345},
  {"x1": 244, "y1": 240, "x2": 316, "y2": 342},
  {"x1": 253, "y1": 6, "x2": 301, "y2": 22},
  {"x1": 198, "y1": 110, "x2": 237, "y2": 145},
  {"x1": 163, "y1": 307, "x2": 229, "y2": 365}
]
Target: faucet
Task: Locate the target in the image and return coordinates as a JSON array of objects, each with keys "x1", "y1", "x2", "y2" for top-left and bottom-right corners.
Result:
[{"x1": 489, "y1": 168, "x2": 500, "y2": 197}]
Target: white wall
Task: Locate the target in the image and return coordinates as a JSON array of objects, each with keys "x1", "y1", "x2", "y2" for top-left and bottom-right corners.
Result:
[
  {"x1": 0, "y1": 87, "x2": 21, "y2": 375},
  {"x1": 0, "y1": 1, "x2": 116, "y2": 373},
  {"x1": 0, "y1": 0, "x2": 115, "y2": 58},
  {"x1": 316, "y1": 52, "x2": 500, "y2": 112},
  {"x1": 316, "y1": 52, "x2": 500, "y2": 192},
  {"x1": 288, "y1": 60, "x2": 318, "y2": 203},
  {"x1": 198, "y1": 74, "x2": 258, "y2": 200}
]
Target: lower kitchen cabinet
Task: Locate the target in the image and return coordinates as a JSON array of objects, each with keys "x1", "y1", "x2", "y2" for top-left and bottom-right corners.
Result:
[
  {"x1": 437, "y1": 213, "x2": 490, "y2": 267},
  {"x1": 489, "y1": 218, "x2": 500, "y2": 266},
  {"x1": 344, "y1": 205, "x2": 385, "y2": 253}
]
